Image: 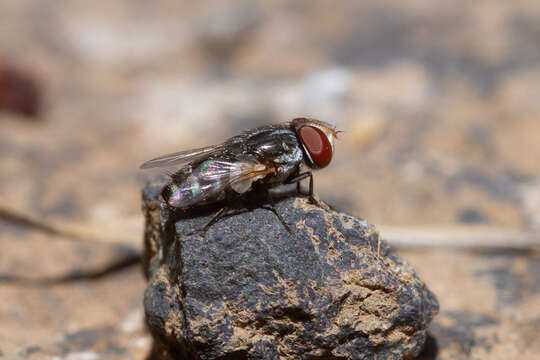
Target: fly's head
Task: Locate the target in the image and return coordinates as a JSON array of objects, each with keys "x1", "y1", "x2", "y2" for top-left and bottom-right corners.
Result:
[{"x1": 291, "y1": 117, "x2": 339, "y2": 169}]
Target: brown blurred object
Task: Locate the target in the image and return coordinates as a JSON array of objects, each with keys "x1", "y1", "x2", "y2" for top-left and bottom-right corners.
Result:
[
  {"x1": 348, "y1": 111, "x2": 388, "y2": 149},
  {"x1": 0, "y1": 60, "x2": 42, "y2": 117}
]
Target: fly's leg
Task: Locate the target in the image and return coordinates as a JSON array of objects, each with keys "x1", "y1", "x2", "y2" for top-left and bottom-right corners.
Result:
[
  {"x1": 199, "y1": 206, "x2": 254, "y2": 238},
  {"x1": 286, "y1": 172, "x2": 318, "y2": 205},
  {"x1": 263, "y1": 205, "x2": 293, "y2": 235},
  {"x1": 264, "y1": 190, "x2": 293, "y2": 235},
  {"x1": 201, "y1": 207, "x2": 226, "y2": 238}
]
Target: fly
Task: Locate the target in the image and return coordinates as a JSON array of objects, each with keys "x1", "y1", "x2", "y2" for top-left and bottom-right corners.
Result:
[{"x1": 140, "y1": 118, "x2": 339, "y2": 233}]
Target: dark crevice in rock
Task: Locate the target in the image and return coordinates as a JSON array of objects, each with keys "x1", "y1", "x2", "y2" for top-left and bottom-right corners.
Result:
[
  {"x1": 215, "y1": 349, "x2": 249, "y2": 360},
  {"x1": 335, "y1": 290, "x2": 352, "y2": 313},
  {"x1": 357, "y1": 282, "x2": 395, "y2": 295},
  {"x1": 305, "y1": 351, "x2": 349, "y2": 360},
  {"x1": 276, "y1": 306, "x2": 314, "y2": 323}
]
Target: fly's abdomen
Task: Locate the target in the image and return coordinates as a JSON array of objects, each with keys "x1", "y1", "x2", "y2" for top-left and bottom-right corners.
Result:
[
  {"x1": 164, "y1": 178, "x2": 203, "y2": 209},
  {"x1": 164, "y1": 162, "x2": 226, "y2": 209},
  {"x1": 163, "y1": 157, "x2": 273, "y2": 209}
]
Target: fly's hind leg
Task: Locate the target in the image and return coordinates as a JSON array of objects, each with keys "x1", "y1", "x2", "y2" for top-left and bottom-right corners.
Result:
[
  {"x1": 263, "y1": 205, "x2": 293, "y2": 235},
  {"x1": 202, "y1": 197, "x2": 293, "y2": 236},
  {"x1": 200, "y1": 205, "x2": 253, "y2": 238},
  {"x1": 201, "y1": 207, "x2": 226, "y2": 238},
  {"x1": 263, "y1": 190, "x2": 293, "y2": 235}
]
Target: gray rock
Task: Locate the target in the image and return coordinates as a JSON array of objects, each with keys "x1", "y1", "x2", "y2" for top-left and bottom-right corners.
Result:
[{"x1": 142, "y1": 178, "x2": 438, "y2": 359}]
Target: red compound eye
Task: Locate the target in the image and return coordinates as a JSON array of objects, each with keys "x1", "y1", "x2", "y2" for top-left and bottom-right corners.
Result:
[{"x1": 298, "y1": 125, "x2": 333, "y2": 168}]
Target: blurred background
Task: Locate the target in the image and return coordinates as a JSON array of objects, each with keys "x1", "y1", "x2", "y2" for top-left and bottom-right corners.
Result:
[{"x1": 1, "y1": 1, "x2": 539, "y2": 359}]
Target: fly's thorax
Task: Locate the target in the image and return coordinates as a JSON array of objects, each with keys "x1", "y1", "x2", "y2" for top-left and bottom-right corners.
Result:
[
  {"x1": 267, "y1": 143, "x2": 303, "y2": 184},
  {"x1": 247, "y1": 128, "x2": 304, "y2": 184}
]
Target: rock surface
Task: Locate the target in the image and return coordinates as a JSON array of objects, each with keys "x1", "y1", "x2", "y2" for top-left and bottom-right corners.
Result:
[{"x1": 142, "y1": 179, "x2": 438, "y2": 360}]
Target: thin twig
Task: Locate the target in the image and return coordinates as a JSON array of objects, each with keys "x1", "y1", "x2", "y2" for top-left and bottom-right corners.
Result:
[
  {"x1": 0, "y1": 201, "x2": 142, "y2": 249},
  {"x1": 378, "y1": 225, "x2": 540, "y2": 252},
  {"x1": 0, "y1": 252, "x2": 141, "y2": 286}
]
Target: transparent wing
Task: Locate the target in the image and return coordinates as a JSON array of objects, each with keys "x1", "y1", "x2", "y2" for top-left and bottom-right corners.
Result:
[
  {"x1": 197, "y1": 159, "x2": 273, "y2": 184},
  {"x1": 139, "y1": 145, "x2": 221, "y2": 169},
  {"x1": 166, "y1": 157, "x2": 275, "y2": 208}
]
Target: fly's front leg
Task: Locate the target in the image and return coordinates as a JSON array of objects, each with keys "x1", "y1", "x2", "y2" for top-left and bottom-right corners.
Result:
[{"x1": 286, "y1": 172, "x2": 316, "y2": 204}]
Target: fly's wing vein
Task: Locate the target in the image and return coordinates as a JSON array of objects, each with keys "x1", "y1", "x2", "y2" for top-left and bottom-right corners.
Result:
[
  {"x1": 168, "y1": 158, "x2": 272, "y2": 208},
  {"x1": 139, "y1": 145, "x2": 221, "y2": 169},
  {"x1": 199, "y1": 159, "x2": 271, "y2": 185}
]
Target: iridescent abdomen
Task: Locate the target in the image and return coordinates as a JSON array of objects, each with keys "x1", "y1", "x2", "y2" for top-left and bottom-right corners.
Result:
[{"x1": 163, "y1": 157, "x2": 274, "y2": 209}]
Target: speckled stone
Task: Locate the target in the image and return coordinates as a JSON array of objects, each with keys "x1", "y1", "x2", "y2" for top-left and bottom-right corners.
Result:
[{"x1": 142, "y1": 178, "x2": 438, "y2": 360}]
